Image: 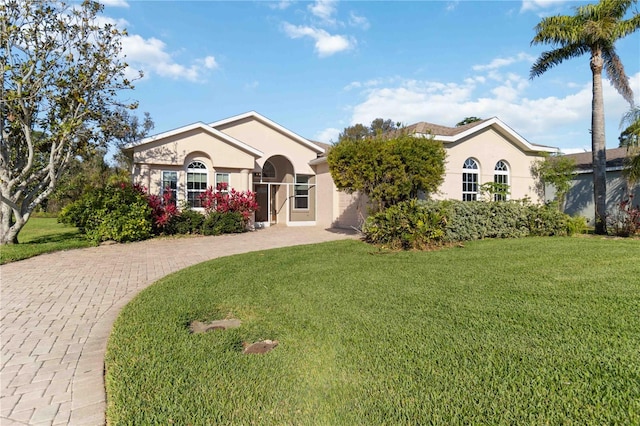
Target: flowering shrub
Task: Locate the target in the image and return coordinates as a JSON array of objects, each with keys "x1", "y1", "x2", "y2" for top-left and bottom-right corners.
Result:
[
  {"x1": 199, "y1": 183, "x2": 259, "y2": 224},
  {"x1": 607, "y1": 195, "x2": 640, "y2": 237},
  {"x1": 147, "y1": 188, "x2": 180, "y2": 234}
]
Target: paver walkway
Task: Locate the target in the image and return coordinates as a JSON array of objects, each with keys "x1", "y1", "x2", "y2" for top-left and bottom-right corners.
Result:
[{"x1": 0, "y1": 226, "x2": 357, "y2": 425}]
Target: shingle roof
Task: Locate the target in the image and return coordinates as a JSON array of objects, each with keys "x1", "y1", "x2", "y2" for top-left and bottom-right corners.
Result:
[
  {"x1": 563, "y1": 147, "x2": 631, "y2": 170},
  {"x1": 403, "y1": 118, "x2": 492, "y2": 137}
]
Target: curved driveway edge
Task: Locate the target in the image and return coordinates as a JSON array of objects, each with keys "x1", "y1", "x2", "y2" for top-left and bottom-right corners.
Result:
[{"x1": 1, "y1": 226, "x2": 358, "y2": 425}]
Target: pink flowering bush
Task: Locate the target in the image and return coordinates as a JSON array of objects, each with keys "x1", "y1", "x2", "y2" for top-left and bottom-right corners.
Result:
[
  {"x1": 147, "y1": 188, "x2": 180, "y2": 234},
  {"x1": 199, "y1": 183, "x2": 259, "y2": 224}
]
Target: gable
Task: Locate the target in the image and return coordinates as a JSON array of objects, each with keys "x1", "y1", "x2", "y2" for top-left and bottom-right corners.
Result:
[
  {"x1": 445, "y1": 127, "x2": 542, "y2": 173},
  {"x1": 131, "y1": 125, "x2": 258, "y2": 169},
  {"x1": 410, "y1": 117, "x2": 557, "y2": 155},
  {"x1": 211, "y1": 112, "x2": 324, "y2": 174}
]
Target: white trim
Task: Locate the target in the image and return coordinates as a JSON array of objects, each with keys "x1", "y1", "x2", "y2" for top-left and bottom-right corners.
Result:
[
  {"x1": 413, "y1": 117, "x2": 558, "y2": 154},
  {"x1": 125, "y1": 122, "x2": 264, "y2": 157},
  {"x1": 286, "y1": 221, "x2": 317, "y2": 227},
  {"x1": 210, "y1": 111, "x2": 325, "y2": 154}
]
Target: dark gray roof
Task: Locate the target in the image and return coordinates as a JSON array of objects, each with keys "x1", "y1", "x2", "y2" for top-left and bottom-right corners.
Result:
[{"x1": 563, "y1": 147, "x2": 630, "y2": 170}]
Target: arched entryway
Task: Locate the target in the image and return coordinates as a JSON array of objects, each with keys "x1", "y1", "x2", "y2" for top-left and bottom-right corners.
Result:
[{"x1": 253, "y1": 155, "x2": 294, "y2": 226}]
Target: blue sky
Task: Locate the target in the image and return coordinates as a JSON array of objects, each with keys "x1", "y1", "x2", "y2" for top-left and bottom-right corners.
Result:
[{"x1": 101, "y1": 0, "x2": 640, "y2": 153}]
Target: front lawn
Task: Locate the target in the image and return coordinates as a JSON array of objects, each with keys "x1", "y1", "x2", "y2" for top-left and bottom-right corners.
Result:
[
  {"x1": 106, "y1": 237, "x2": 640, "y2": 425},
  {"x1": 0, "y1": 217, "x2": 92, "y2": 264}
]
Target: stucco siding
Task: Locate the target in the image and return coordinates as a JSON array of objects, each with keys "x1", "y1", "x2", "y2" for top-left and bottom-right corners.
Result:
[
  {"x1": 132, "y1": 128, "x2": 256, "y2": 170},
  {"x1": 314, "y1": 162, "x2": 336, "y2": 228},
  {"x1": 435, "y1": 128, "x2": 544, "y2": 201},
  {"x1": 552, "y1": 171, "x2": 640, "y2": 223},
  {"x1": 215, "y1": 118, "x2": 319, "y2": 175}
]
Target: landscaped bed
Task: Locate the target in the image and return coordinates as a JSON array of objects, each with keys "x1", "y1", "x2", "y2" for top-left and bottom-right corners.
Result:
[{"x1": 105, "y1": 237, "x2": 640, "y2": 424}]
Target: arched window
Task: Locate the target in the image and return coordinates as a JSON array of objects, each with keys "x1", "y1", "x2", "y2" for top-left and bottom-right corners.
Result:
[
  {"x1": 494, "y1": 160, "x2": 510, "y2": 201},
  {"x1": 462, "y1": 158, "x2": 479, "y2": 201},
  {"x1": 186, "y1": 161, "x2": 207, "y2": 208},
  {"x1": 262, "y1": 160, "x2": 276, "y2": 179}
]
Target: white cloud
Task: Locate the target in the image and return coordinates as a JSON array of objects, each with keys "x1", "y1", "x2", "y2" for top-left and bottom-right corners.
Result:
[
  {"x1": 472, "y1": 52, "x2": 536, "y2": 71},
  {"x1": 121, "y1": 34, "x2": 218, "y2": 82},
  {"x1": 282, "y1": 23, "x2": 354, "y2": 57},
  {"x1": 309, "y1": 0, "x2": 337, "y2": 23},
  {"x1": 268, "y1": 0, "x2": 293, "y2": 10},
  {"x1": 99, "y1": 0, "x2": 129, "y2": 7},
  {"x1": 520, "y1": 0, "x2": 569, "y2": 13},
  {"x1": 346, "y1": 71, "x2": 640, "y2": 152},
  {"x1": 94, "y1": 15, "x2": 129, "y2": 29},
  {"x1": 343, "y1": 79, "x2": 383, "y2": 91},
  {"x1": 446, "y1": 1, "x2": 460, "y2": 12},
  {"x1": 315, "y1": 127, "x2": 341, "y2": 143},
  {"x1": 244, "y1": 80, "x2": 259, "y2": 90},
  {"x1": 200, "y1": 56, "x2": 218, "y2": 70},
  {"x1": 349, "y1": 12, "x2": 370, "y2": 30}
]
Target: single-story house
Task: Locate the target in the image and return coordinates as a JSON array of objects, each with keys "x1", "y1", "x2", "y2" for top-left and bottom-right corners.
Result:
[
  {"x1": 125, "y1": 111, "x2": 557, "y2": 229},
  {"x1": 554, "y1": 147, "x2": 640, "y2": 222}
]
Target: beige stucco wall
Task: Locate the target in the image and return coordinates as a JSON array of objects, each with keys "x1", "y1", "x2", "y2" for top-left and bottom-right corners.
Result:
[
  {"x1": 133, "y1": 128, "x2": 256, "y2": 170},
  {"x1": 436, "y1": 128, "x2": 545, "y2": 202},
  {"x1": 215, "y1": 118, "x2": 320, "y2": 175},
  {"x1": 131, "y1": 128, "x2": 256, "y2": 200},
  {"x1": 313, "y1": 162, "x2": 336, "y2": 228}
]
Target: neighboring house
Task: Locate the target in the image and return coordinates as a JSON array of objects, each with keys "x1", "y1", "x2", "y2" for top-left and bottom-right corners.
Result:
[
  {"x1": 555, "y1": 147, "x2": 640, "y2": 222},
  {"x1": 126, "y1": 112, "x2": 556, "y2": 229}
]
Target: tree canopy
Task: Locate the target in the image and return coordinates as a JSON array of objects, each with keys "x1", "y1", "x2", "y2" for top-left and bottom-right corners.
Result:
[
  {"x1": 619, "y1": 106, "x2": 640, "y2": 148},
  {"x1": 328, "y1": 132, "x2": 446, "y2": 211},
  {"x1": 456, "y1": 117, "x2": 482, "y2": 127},
  {"x1": 530, "y1": 0, "x2": 640, "y2": 234},
  {"x1": 1, "y1": 0, "x2": 138, "y2": 244},
  {"x1": 338, "y1": 118, "x2": 400, "y2": 142},
  {"x1": 531, "y1": 154, "x2": 577, "y2": 211}
]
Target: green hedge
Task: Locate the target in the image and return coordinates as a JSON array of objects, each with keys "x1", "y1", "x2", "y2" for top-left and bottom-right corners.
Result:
[
  {"x1": 59, "y1": 183, "x2": 153, "y2": 243},
  {"x1": 363, "y1": 199, "x2": 585, "y2": 249},
  {"x1": 59, "y1": 184, "x2": 249, "y2": 243}
]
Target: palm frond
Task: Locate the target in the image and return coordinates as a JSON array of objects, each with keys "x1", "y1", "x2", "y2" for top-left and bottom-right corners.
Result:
[
  {"x1": 615, "y1": 12, "x2": 640, "y2": 38},
  {"x1": 532, "y1": 15, "x2": 584, "y2": 46},
  {"x1": 603, "y1": 49, "x2": 634, "y2": 104},
  {"x1": 530, "y1": 43, "x2": 587, "y2": 79}
]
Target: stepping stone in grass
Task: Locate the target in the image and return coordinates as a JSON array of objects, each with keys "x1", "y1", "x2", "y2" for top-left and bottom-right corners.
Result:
[
  {"x1": 242, "y1": 340, "x2": 279, "y2": 354},
  {"x1": 190, "y1": 319, "x2": 241, "y2": 334}
]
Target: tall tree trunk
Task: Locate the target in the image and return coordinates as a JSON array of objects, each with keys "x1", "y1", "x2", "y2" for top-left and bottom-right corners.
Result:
[
  {"x1": 0, "y1": 201, "x2": 20, "y2": 244},
  {"x1": 591, "y1": 50, "x2": 607, "y2": 235}
]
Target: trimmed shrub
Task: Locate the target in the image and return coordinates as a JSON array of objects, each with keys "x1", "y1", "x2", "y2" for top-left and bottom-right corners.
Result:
[
  {"x1": 363, "y1": 199, "x2": 578, "y2": 249},
  {"x1": 362, "y1": 199, "x2": 448, "y2": 249},
  {"x1": 202, "y1": 212, "x2": 245, "y2": 236},
  {"x1": 169, "y1": 209, "x2": 205, "y2": 235}
]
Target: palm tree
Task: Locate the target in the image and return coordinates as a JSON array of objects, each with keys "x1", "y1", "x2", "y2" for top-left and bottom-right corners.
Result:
[{"x1": 530, "y1": 0, "x2": 640, "y2": 234}]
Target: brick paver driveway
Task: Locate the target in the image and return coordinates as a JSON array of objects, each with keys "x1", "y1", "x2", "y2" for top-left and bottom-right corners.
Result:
[{"x1": 1, "y1": 226, "x2": 357, "y2": 425}]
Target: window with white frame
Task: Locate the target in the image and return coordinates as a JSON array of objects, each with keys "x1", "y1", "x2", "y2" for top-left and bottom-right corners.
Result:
[
  {"x1": 262, "y1": 160, "x2": 276, "y2": 179},
  {"x1": 462, "y1": 158, "x2": 479, "y2": 201},
  {"x1": 161, "y1": 171, "x2": 178, "y2": 205},
  {"x1": 215, "y1": 173, "x2": 230, "y2": 192},
  {"x1": 186, "y1": 161, "x2": 207, "y2": 208},
  {"x1": 494, "y1": 160, "x2": 510, "y2": 201},
  {"x1": 294, "y1": 175, "x2": 310, "y2": 209}
]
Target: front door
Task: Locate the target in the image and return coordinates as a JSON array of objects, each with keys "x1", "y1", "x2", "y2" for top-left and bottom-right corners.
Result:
[{"x1": 254, "y1": 184, "x2": 268, "y2": 223}]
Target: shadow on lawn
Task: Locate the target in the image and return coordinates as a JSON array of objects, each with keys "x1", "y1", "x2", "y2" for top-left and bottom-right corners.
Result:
[{"x1": 24, "y1": 231, "x2": 85, "y2": 245}]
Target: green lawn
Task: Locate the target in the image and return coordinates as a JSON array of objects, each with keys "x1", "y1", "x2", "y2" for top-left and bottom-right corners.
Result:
[
  {"x1": 106, "y1": 237, "x2": 640, "y2": 425},
  {"x1": 0, "y1": 217, "x2": 92, "y2": 264}
]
